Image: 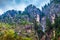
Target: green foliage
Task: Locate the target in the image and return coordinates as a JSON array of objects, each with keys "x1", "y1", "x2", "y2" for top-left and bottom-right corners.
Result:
[
  {"x1": 0, "y1": 19, "x2": 33, "y2": 40},
  {"x1": 0, "y1": 23, "x2": 11, "y2": 28},
  {"x1": 46, "y1": 17, "x2": 51, "y2": 27},
  {"x1": 22, "y1": 37, "x2": 32, "y2": 40},
  {"x1": 46, "y1": 17, "x2": 53, "y2": 32},
  {"x1": 20, "y1": 19, "x2": 32, "y2": 25},
  {"x1": 54, "y1": 16, "x2": 60, "y2": 39},
  {"x1": 0, "y1": 25, "x2": 32, "y2": 40},
  {"x1": 53, "y1": 0, "x2": 60, "y2": 3}
]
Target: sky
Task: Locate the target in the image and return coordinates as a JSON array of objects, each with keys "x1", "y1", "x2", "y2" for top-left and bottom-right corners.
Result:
[{"x1": 0, "y1": 0, "x2": 50, "y2": 15}]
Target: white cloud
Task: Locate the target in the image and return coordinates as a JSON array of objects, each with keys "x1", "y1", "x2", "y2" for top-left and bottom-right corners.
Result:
[
  {"x1": 2, "y1": 3, "x2": 27, "y2": 11},
  {"x1": 0, "y1": 0, "x2": 50, "y2": 15},
  {"x1": 14, "y1": 4, "x2": 27, "y2": 11},
  {"x1": 0, "y1": 9, "x2": 4, "y2": 15}
]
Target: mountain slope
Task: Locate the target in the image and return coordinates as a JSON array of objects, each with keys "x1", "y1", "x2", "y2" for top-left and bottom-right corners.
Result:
[{"x1": 0, "y1": 4, "x2": 44, "y2": 25}]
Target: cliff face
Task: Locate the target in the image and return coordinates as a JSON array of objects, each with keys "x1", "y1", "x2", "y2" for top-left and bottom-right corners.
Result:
[
  {"x1": 41, "y1": 0, "x2": 60, "y2": 31},
  {"x1": 42, "y1": 0, "x2": 60, "y2": 17},
  {"x1": 0, "y1": 0, "x2": 60, "y2": 32},
  {"x1": 0, "y1": 4, "x2": 43, "y2": 24},
  {"x1": 24, "y1": 4, "x2": 43, "y2": 22}
]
